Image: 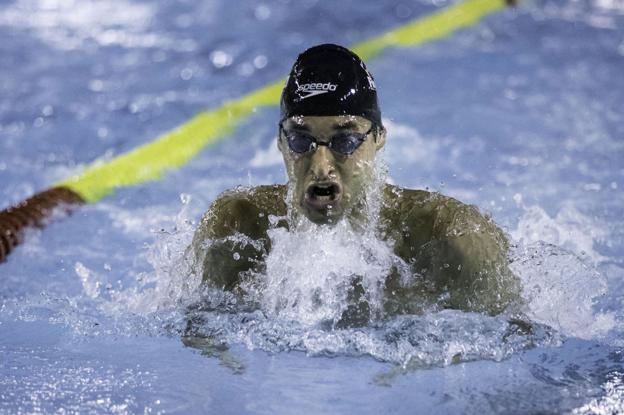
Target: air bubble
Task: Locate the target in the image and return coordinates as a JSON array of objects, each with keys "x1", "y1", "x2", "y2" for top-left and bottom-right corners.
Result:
[
  {"x1": 180, "y1": 67, "x2": 193, "y2": 80},
  {"x1": 42, "y1": 105, "x2": 54, "y2": 117},
  {"x1": 89, "y1": 79, "x2": 104, "y2": 92},
  {"x1": 97, "y1": 127, "x2": 109, "y2": 138},
  {"x1": 179, "y1": 193, "x2": 191, "y2": 205},
  {"x1": 210, "y1": 50, "x2": 233, "y2": 68},
  {"x1": 253, "y1": 55, "x2": 268, "y2": 69}
]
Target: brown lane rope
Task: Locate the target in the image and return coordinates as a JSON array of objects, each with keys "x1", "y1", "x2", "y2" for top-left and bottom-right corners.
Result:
[{"x1": 0, "y1": 187, "x2": 84, "y2": 262}]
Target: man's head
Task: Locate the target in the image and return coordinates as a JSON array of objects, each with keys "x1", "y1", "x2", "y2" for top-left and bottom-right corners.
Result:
[{"x1": 278, "y1": 44, "x2": 386, "y2": 225}]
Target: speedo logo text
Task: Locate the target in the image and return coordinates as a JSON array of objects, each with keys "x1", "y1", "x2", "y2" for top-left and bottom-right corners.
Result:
[{"x1": 296, "y1": 82, "x2": 338, "y2": 99}]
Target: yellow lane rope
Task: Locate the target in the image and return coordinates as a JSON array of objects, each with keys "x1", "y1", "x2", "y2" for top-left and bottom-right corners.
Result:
[{"x1": 56, "y1": 0, "x2": 509, "y2": 203}]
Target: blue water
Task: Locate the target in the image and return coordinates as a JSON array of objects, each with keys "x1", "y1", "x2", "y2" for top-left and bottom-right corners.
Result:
[{"x1": 1, "y1": 0, "x2": 623, "y2": 413}]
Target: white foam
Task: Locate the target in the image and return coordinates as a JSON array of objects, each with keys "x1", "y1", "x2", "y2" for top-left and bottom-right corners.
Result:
[
  {"x1": 511, "y1": 201, "x2": 608, "y2": 264},
  {"x1": 510, "y1": 241, "x2": 617, "y2": 339},
  {"x1": 74, "y1": 262, "x2": 102, "y2": 299},
  {"x1": 572, "y1": 371, "x2": 624, "y2": 415},
  {"x1": 244, "y1": 220, "x2": 409, "y2": 326},
  {"x1": 508, "y1": 200, "x2": 620, "y2": 339},
  {"x1": 243, "y1": 157, "x2": 406, "y2": 326},
  {"x1": 96, "y1": 194, "x2": 201, "y2": 318}
]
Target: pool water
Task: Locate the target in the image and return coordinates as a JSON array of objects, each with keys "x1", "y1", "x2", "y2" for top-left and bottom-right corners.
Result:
[{"x1": 1, "y1": 0, "x2": 623, "y2": 413}]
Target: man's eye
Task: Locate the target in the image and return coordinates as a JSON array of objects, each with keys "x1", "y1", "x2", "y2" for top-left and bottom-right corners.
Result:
[
  {"x1": 330, "y1": 132, "x2": 365, "y2": 154},
  {"x1": 334, "y1": 132, "x2": 364, "y2": 141},
  {"x1": 286, "y1": 132, "x2": 315, "y2": 153}
]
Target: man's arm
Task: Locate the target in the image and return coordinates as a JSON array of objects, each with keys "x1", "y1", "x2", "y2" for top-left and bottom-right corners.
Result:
[
  {"x1": 429, "y1": 199, "x2": 521, "y2": 314},
  {"x1": 388, "y1": 188, "x2": 522, "y2": 315},
  {"x1": 191, "y1": 186, "x2": 286, "y2": 290}
]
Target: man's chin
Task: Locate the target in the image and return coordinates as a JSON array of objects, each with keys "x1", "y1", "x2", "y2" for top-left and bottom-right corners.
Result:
[{"x1": 300, "y1": 203, "x2": 344, "y2": 225}]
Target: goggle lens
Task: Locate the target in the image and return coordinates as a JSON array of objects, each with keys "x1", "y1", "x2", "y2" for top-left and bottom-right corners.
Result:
[
  {"x1": 282, "y1": 125, "x2": 373, "y2": 156},
  {"x1": 328, "y1": 132, "x2": 366, "y2": 155},
  {"x1": 286, "y1": 131, "x2": 316, "y2": 153}
]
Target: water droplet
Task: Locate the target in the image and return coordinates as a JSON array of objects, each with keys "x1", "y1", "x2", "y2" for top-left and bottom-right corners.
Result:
[
  {"x1": 253, "y1": 55, "x2": 268, "y2": 69},
  {"x1": 180, "y1": 67, "x2": 193, "y2": 80},
  {"x1": 42, "y1": 105, "x2": 54, "y2": 117},
  {"x1": 89, "y1": 79, "x2": 104, "y2": 92},
  {"x1": 254, "y1": 4, "x2": 271, "y2": 20},
  {"x1": 210, "y1": 50, "x2": 233, "y2": 68},
  {"x1": 179, "y1": 193, "x2": 191, "y2": 205}
]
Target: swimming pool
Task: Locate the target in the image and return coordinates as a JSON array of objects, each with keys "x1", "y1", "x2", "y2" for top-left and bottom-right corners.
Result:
[{"x1": 1, "y1": 0, "x2": 623, "y2": 413}]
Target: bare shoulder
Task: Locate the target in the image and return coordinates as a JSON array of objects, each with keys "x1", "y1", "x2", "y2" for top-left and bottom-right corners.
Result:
[
  {"x1": 381, "y1": 184, "x2": 508, "y2": 249},
  {"x1": 383, "y1": 183, "x2": 481, "y2": 213},
  {"x1": 194, "y1": 184, "x2": 288, "y2": 241},
  {"x1": 191, "y1": 185, "x2": 287, "y2": 288},
  {"x1": 381, "y1": 184, "x2": 517, "y2": 314}
]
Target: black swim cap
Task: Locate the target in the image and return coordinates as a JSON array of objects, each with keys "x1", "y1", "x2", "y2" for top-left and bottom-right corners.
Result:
[{"x1": 280, "y1": 44, "x2": 382, "y2": 127}]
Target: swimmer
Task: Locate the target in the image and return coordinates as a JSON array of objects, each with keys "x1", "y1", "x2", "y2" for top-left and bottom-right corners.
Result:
[{"x1": 191, "y1": 44, "x2": 521, "y2": 320}]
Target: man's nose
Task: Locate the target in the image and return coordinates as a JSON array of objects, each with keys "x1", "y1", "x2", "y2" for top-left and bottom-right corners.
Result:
[{"x1": 310, "y1": 145, "x2": 336, "y2": 181}]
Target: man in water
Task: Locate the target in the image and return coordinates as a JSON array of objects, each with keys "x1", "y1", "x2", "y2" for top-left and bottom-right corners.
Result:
[{"x1": 191, "y1": 44, "x2": 520, "y2": 321}]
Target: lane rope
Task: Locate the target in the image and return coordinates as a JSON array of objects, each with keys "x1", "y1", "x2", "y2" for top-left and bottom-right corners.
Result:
[{"x1": 1, "y1": 0, "x2": 511, "y2": 262}]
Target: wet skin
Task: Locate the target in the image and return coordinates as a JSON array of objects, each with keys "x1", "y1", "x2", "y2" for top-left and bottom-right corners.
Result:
[
  {"x1": 277, "y1": 115, "x2": 385, "y2": 225},
  {"x1": 191, "y1": 116, "x2": 521, "y2": 319}
]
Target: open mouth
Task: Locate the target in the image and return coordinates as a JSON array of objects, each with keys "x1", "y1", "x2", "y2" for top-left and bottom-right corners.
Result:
[{"x1": 304, "y1": 182, "x2": 342, "y2": 210}]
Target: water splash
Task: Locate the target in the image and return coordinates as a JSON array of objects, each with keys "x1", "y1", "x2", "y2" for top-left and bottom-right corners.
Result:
[
  {"x1": 508, "y1": 200, "x2": 619, "y2": 339},
  {"x1": 572, "y1": 371, "x2": 624, "y2": 415},
  {"x1": 4, "y1": 166, "x2": 615, "y2": 367},
  {"x1": 178, "y1": 158, "x2": 560, "y2": 367},
  {"x1": 242, "y1": 220, "x2": 409, "y2": 327},
  {"x1": 183, "y1": 305, "x2": 560, "y2": 368},
  {"x1": 240, "y1": 155, "x2": 406, "y2": 327},
  {"x1": 511, "y1": 201, "x2": 608, "y2": 264},
  {"x1": 510, "y1": 241, "x2": 617, "y2": 340},
  {"x1": 114, "y1": 193, "x2": 202, "y2": 315}
]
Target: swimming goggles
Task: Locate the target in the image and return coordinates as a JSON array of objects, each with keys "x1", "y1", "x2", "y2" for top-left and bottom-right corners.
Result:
[{"x1": 279, "y1": 122, "x2": 375, "y2": 156}]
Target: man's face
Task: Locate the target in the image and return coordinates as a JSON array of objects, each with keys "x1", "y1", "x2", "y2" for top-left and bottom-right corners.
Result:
[{"x1": 278, "y1": 115, "x2": 386, "y2": 224}]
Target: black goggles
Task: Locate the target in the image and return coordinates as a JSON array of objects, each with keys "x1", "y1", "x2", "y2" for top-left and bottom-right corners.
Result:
[{"x1": 279, "y1": 122, "x2": 376, "y2": 156}]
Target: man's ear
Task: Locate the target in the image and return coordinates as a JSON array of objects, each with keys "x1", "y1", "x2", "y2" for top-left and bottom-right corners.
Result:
[{"x1": 375, "y1": 126, "x2": 386, "y2": 151}]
